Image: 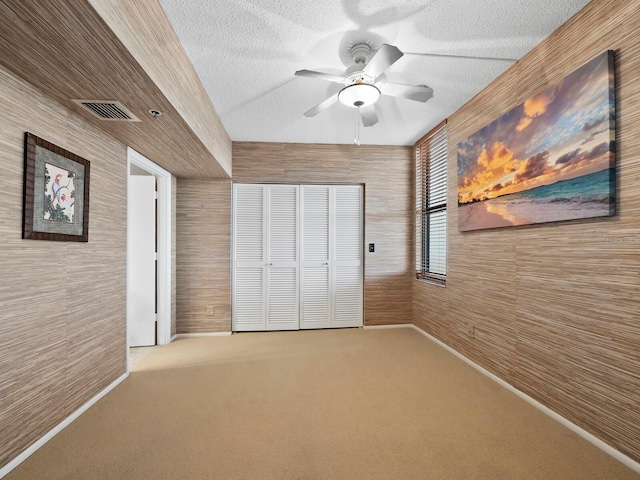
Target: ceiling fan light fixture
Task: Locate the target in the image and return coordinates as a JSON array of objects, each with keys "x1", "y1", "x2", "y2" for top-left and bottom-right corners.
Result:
[{"x1": 338, "y1": 83, "x2": 380, "y2": 108}]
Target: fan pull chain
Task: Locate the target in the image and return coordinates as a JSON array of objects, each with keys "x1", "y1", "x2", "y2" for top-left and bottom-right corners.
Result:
[{"x1": 354, "y1": 108, "x2": 361, "y2": 146}]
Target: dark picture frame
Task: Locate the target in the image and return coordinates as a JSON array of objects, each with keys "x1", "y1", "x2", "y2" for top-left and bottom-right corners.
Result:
[{"x1": 22, "y1": 133, "x2": 90, "y2": 242}]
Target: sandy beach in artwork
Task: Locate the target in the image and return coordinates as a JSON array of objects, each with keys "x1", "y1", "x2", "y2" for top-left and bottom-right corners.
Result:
[
  {"x1": 458, "y1": 201, "x2": 530, "y2": 231},
  {"x1": 458, "y1": 168, "x2": 615, "y2": 231}
]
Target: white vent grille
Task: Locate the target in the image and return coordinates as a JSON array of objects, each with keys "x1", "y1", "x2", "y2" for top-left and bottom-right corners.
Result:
[{"x1": 72, "y1": 99, "x2": 140, "y2": 122}]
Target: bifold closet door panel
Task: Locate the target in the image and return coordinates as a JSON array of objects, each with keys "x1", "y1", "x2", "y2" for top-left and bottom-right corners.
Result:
[
  {"x1": 300, "y1": 185, "x2": 332, "y2": 329},
  {"x1": 233, "y1": 184, "x2": 266, "y2": 331},
  {"x1": 266, "y1": 185, "x2": 299, "y2": 331},
  {"x1": 235, "y1": 183, "x2": 362, "y2": 332},
  {"x1": 333, "y1": 185, "x2": 363, "y2": 328},
  {"x1": 234, "y1": 268, "x2": 264, "y2": 330}
]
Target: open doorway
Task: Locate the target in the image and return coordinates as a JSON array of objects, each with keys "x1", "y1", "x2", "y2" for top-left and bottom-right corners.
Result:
[{"x1": 127, "y1": 147, "x2": 172, "y2": 372}]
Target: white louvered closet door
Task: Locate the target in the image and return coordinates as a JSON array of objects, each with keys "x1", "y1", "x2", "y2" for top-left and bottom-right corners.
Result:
[
  {"x1": 233, "y1": 184, "x2": 266, "y2": 331},
  {"x1": 235, "y1": 183, "x2": 362, "y2": 332},
  {"x1": 266, "y1": 185, "x2": 299, "y2": 331},
  {"x1": 332, "y1": 185, "x2": 363, "y2": 327},
  {"x1": 300, "y1": 185, "x2": 332, "y2": 329}
]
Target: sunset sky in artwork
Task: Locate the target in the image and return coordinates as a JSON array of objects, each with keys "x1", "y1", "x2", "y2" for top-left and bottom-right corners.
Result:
[{"x1": 457, "y1": 51, "x2": 615, "y2": 205}]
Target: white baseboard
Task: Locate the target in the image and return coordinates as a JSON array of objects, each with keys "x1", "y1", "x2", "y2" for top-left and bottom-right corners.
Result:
[
  {"x1": 0, "y1": 372, "x2": 128, "y2": 479},
  {"x1": 363, "y1": 323, "x2": 414, "y2": 329},
  {"x1": 174, "y1": 332, "x2": 232, "y2": 338},
  {"x1": 169, "y1": 334, "x2": 178, "y2": 343},
  {"x1": 408, "y1": 323, "x2": 640, "y2": 474}
]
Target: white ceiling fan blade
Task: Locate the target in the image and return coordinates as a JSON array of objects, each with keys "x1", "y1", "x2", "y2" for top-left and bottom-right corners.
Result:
[
  {"x1": 363, "y1": 44, "x2": 404, "y2": 79},
  {"x1": 404, "y1": 52, "x2": 517, "y2": 62},
  {"x1": 303, "y1": 94, "x2": 338, "y2": 117},
  {"x1": 377, "y1": 82, "x2": 434, "y2": 103},
  {"x1": 295, "y1": 69, "x2": 346, "y2": 84},
  {"x1": 359, "y1": 104, "x2": 378, "y2": 127}
]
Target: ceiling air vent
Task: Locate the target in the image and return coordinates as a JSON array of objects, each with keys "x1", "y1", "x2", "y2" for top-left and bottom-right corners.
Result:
[{"x1": 72, "y1": 99, "x2": 141, "y2": 122}]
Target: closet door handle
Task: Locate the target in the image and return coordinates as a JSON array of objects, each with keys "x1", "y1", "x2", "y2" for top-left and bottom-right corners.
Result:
[{"x1": 322, "y1": 262, "x2": 329, "y2": 265}]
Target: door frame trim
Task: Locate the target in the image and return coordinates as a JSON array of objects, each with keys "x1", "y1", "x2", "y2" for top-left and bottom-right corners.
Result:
[{"x1": 126, "y1": 148, "x2": 173, "y2": 371}]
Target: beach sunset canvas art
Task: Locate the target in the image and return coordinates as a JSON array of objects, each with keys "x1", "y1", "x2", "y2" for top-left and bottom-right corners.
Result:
[{"x1": 457, "y1": 51, "x2": 615, "y2": 232}]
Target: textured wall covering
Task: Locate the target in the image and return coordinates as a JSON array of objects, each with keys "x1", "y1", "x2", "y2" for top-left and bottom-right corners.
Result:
[
  {"x1": 0, "y1": 0, "x2": 229, "y2": 180},
  {"x1": 176, "y1": 180, "x2": 232, "y2": 333},
  {"x1": 175, "y1": 143, "x2": 413, "y2": 333},
  {"x1": 0, "y1": 65, "x2": 126, "y2": 469},
  {"x1": 233, "y1": 142, "x2": 414, "y2": 327},
  {"x1": 89, "y1": 0, "x2": 232, "y2": 177},
  {"x1": 414, "y1": 0, "x2": 640, "y2": 463}
]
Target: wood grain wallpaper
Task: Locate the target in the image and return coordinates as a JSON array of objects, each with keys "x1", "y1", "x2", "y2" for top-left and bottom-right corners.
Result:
[
  {"x1": 414, "y1": 0, "x2": 640, "y2": 463},
  {"x1": 233, "y1": 142, "x2": 414, "y2": 327},
  {"x1": 89, "y1": 0, "x2": 232, "y2": 177},
  {"x1": 0, "y1": 65, "x2": 127, "y2": 470},
  {"x1": 176, "y1": 180, "x2": 232, "y2": 333},
  {"x1": 0, "y1": 0, "x2": 229, "y2": 179}
]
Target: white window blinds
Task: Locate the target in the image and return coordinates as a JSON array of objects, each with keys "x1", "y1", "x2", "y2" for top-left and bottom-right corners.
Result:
[{"x1": 416, "y1": 122, "x2": 447, "y2": 284}]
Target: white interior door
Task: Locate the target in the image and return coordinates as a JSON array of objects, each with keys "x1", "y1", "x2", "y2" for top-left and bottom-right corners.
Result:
[
  {"x1": 300, "y1": 185, "x2": 331, "y2": 329},
  {"x1": 333, "y1": 186, "x2": 363, "y2": 327},
  {"x1": 129, "y1": 175, "x2": 156, "y2": 346},
  {"x1": 267, "y1": 185, "x2": 299, "y2": 330},
  {"x1": 233, "y1": 184, "x2": 266, "y2": 331}
]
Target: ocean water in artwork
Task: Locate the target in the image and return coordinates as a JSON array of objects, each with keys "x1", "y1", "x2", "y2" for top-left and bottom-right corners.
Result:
[
  {"x1": 457, "y1": 50, "x2": 615, "y2": 231},
  {"x1": 44, "y1": 162, "x2": 76, "y2": 223},
  {"x1": 461, "y1": 168, "x2": 614, "y2": 229}
]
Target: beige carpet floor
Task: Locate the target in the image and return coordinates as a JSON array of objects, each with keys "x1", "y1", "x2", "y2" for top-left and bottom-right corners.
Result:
[{"x1": 6, "y1": 328, "x2": 640, "y2": 480}]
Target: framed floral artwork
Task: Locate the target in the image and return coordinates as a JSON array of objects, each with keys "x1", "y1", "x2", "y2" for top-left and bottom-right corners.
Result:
[{"x1": 22, "y1": 133, "x2": 90, "y2": 241}]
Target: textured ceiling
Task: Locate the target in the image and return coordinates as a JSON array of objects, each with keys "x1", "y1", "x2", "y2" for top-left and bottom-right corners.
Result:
[{"x1": 160, "y1": 0, "x2": 591, "y2": 146}]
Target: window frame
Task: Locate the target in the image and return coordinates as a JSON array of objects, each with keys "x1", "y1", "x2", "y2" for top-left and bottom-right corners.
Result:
[{"x1": 415, "y1": 121, "x2": 448, "y2": 285}]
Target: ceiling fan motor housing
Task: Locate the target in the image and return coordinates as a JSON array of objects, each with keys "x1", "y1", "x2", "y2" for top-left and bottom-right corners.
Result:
[
  {"x1": 345, "y1": 68, "x2": 374, "y2": 86},
  {"x1": 350, "y1": 43, "x2": 371, "y2": 64},
  {"x1": 344, "y1": 43, "x2": 376, "y2": 86}
]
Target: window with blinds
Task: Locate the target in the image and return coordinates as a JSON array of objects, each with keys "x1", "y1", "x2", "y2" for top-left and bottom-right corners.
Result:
[{"x1": 416, "y1": 121, "x2": 447, "y2": 284}]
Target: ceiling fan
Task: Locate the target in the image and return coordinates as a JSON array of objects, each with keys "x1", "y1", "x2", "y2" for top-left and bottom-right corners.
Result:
[{"x1": 295, "y1": 43, "x2": 516, "y2": 127}]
